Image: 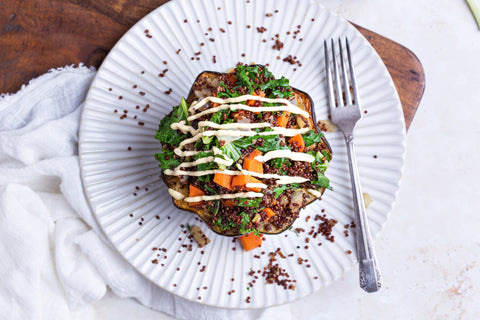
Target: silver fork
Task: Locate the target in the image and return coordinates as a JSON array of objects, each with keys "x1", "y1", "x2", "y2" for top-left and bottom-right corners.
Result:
[{"x1": 324, "y1": 38, "x2": 382, "y2": 293}]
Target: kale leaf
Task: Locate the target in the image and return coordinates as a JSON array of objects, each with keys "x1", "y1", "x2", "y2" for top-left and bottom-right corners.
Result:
[
  {"x1": 220, "y1": 129, "x2": 291, "y2": 162},
  {"x1": 210, "y1": 108, "x2": 231, "y2": 124},
  {"x1": 237, "y1": 197, "x2": 262, "y2": 207},
  {"x1": 217, "y1": 81, "x2": 242, "y2": 98},
  {"x1": 214, "y1": 216, "x2": 237, "y2": 231},
  {"x1": 238, "y1": 211, "x2": 259, "y2": 236},
  {"x1": 154, "y1": 97, "x2": 189, "y2": 146},
  {"x1": 219, "y1": 134, "x2": 255, "y2": 162},
  {"x1": 234, "y1": 65, "x2": 292, "y2": 99},
  {"x1": 220, "y1": 142, "x2": 243, "y2": 162},
  {"x1": 272, "y1": 183, "x2": 300, "y2": 198},
  {"x1": 155, "y1": 149, "x2": 181, "y2": 170},
  {"x1": 256, "y1": 133, "x2": 290, "y2": 153},
  {"x1": 308, "y1": 151, "x2": 329, "y2": 174},
  {"x1": 311, "y1": 174, "x2": 332, "y2": 190},
  {"x1": 194, "y1": 152, "x2": 217, "y2": 171},
  {"x1": 198, "y1": 175, "x2": 211, "y2": 182},
  {"x1": 212, "y1": 200, "x2": 220, "y2": 215},
  {"x1": 321, "y1": 149, "x2": 332, "y2": 162},
  {"x1": 235, "y1": 65, "x2": 259, "y2": 92},
  {"x1": 271, "y1": 157, "x2": 290, "y2": 169},
  {"x1": 302, "y1": 130, "x2": 324, "y2": 147},
  {"x1": 258, "y1": 76, "x2": 292, "y2": 98},
  {"x1": 308, "y1": 151, "x2": 332, "y2": 190}
]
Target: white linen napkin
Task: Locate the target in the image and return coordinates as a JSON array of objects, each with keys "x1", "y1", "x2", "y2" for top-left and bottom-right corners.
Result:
[{"x1": 0, "y1": 65, "x2": 291, "y2": 320}]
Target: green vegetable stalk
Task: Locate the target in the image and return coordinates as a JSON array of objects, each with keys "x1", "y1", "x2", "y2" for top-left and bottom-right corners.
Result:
[{"x1": 466, "y1": 0, "x2": 480, "y2": 29}]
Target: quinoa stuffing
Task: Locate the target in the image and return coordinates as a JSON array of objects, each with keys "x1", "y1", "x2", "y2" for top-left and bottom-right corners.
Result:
[{"x1": 154, "y1": 64, "x2": 332, "y2": 247}]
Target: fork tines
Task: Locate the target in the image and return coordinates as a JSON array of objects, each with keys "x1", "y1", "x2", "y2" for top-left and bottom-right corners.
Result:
[{"x1": 324, "y1": 38, "x2": 358, "y2": 108}]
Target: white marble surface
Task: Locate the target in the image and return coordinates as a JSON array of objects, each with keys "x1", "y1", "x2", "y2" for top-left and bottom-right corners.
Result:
[{"x1": 77, "y1": 0, "x2": 480, "y2": 319}]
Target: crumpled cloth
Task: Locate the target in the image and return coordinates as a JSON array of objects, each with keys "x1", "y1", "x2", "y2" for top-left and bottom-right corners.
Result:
[{"x1": 0, "y1": 65, "x2": 290, "y2": 320}]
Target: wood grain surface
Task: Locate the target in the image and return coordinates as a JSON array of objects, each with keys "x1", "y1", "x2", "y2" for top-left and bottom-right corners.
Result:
[{"x1": 0, "y1": 0, "x2": 424, "y2": 129}]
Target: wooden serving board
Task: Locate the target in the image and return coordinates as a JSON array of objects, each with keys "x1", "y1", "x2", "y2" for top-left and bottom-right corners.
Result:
[{"x1": 0, "y1": 1, "x2": 424, "y2": 130}]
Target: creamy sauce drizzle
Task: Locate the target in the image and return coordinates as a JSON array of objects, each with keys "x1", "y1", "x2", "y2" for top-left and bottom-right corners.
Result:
[
  {"x1": 189, "y1": 95, "x2": 300, "y2": 112},
  {"x1": 255, "y1": 150, "x2": 315, "y2": 163},
  {"x1": 307, "y1": 189, "x2": 323, "y2": 198},
  {"x1": 176, "y1": 155, "x2": 233, "y2": 169},
  {"x1": 171, "y1": 120, "x2": 271, "y2": 136},
  {"x1": 164, "y1": 168, "x2": 240, "y2": 177},
  {"x1": 188, "y1": 103, "x2": 309, "y2": 121},
  {"x1": 175, "y1": 128, "x2": 309, "y2": 152},
  {"x1": 184, "y1": 192, "x2": 263, "y2": 202},
  {"x1": 170, "y1": 121, "x2": 196, "y2": 135},
  {"x1": 240, "y1": 170, "x2": 309, "y2": 185},
  {"x1": 245, "y1": 183, "x2": 268, "y2": 189},
  {"x1": 173, "y1": 146, "x2": 224, "y2": 158},
  {"x1": 168, "y1": 188, "x2": 185, "y2": 200},
  {"x1": 165, "y1": 93, "x2": 321, "y2": 201}
]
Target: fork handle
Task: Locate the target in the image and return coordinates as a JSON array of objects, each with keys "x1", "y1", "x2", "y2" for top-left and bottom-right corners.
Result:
[{"x1": 345, "y1": 134, "x2": 383, "y2": 293}]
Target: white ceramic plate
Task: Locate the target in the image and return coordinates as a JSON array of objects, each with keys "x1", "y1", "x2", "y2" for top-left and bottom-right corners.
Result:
[{"x1": 79, "y1": 0, "x2": 405, "y2": 309}]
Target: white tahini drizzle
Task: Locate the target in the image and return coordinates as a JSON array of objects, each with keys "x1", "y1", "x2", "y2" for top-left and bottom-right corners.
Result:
[
  {"x1": 307, "y1": 189, "x2": 323, "y2": 198},
  {"x1": 245, "y1": 183, "x2": 268, "y2": 189},
  {"x1": 184, "y1": 192, "x2": 263, "y2": 202},
  {"x1": 175, "y1": 155, "x2": 233, "y2": 169},
  {"x1": 173, "y1": 146, "x2": 225, "y2": 158},
  {"x1": 189, "y1": 94, "x2": 306, "y2": 114},
  {"x1": 255, "y1": 150, "x2": 315, "y2": 163},
  {"x1": 165, "y1": 93, "x2": 321, "y2": 201},
  {"x1": 171, "y1": 120, "x2": 271, "y2": 136},
  {"x1": 175, "y1": 127, "x2": 309, "y2": 152},
  {"x1": 168, "y1": 188, "x2": 185, "y2": 200},
  {"x1": 188, "y1": 103, "x2": 309, "y2": 121}
]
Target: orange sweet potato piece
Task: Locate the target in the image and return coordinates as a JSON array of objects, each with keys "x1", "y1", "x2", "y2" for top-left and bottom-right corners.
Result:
[
  {"x1": 243, "y1": 149, "x2": 263, "y2": 173},
  {"x1": 213, "y1": 173, "x2": 233, "y2": 190},
  {"x1": 263, "y1": 208, "x2": 275, "y2": 221},
  {"x1": 189, "y1": 185, "x2": 205, "y2": 206},
  {"x1": 246, "y1": 90, "x2": 266, "y2": 106},
  {"x1": 232, "y1": 110, "x2": 248, "y2": 122},
  {"x1": 231, "y1": 175, "x2": 263, "y2": 192},
  {"x1": 277, "y1": 111, "x2": 290, "y2": 128},
  {"x1": 238, "y1": 232, "x2": 262, "y2": 251},
  {"x1": 223, "y1": 199, "x2": 237, "y2": 207},
  {"x1": 288, "y1": 134, "x2": 305, "y2": 152}
]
